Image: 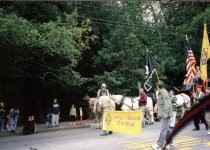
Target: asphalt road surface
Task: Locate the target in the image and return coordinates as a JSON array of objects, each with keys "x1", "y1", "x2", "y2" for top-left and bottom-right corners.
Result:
[{"x1": 0, "y1": 121, "x2": 210, "y2": 150}]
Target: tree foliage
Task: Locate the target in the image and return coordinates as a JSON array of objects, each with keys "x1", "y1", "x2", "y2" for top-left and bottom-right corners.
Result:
[{"x1": 1, "y1": 1, "x2": 210, "y2": 122}]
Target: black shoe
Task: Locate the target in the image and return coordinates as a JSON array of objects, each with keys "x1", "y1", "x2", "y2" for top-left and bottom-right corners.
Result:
[
  {"x1": 10, "y1": 130, "x2": 16, "y2": 134},
  {"x1": 100, "y1": 133, "x2": 108, "y2": 136},
  {"x1": 109, "y1": 131, "x2": 113, "y2": 134},
  {"x1": 206, "y1": 126, "x2": 208, "y2": 130},
  {"x1": 192, "y1": 128, "x2": 200, "y2": 131}
]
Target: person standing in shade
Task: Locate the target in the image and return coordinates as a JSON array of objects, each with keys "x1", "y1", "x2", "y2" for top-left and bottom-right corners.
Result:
[
  {"x1": 192, "y1": 85, "x2": 208, "y2": 131},
  {"x1": 69, "y1": 104, "x2": 77, "y2": 126},
  {"x1": 0, "y1": 102, "x2": 6, "y2": 132},
  {"x1": 45, "y1": 112, "x2": 51, "y2": 128},
  {"x1": 152, "y1": 81, "x2": 174, "y2": 150},
  {"x1": 9, "y1": 107, "x2": 19, "y2": 134},
  {"x1": 51, "y1": 98, "x2": 61, "y2": 128}
]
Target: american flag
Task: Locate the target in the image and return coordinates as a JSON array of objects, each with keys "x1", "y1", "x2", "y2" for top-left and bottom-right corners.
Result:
[{"x1": 185, "y1": 44, "x2": 196, "y2": 84}]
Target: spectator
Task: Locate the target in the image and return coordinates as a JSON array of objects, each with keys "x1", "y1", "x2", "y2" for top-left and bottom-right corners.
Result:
[
  {"x1": 9, "y1": 107, "x2": 19, "y2": 134},
  {"x1": 45, "y1": 112, "x2": 51, "y2": 128},
  {"x1": 69, "y1": 104, "x2": 77, "y2": 126},
  {"x1": 51, "y1": 98, "x2": 61, "y2": 128},
  {"x1": 0, "y1": 101, "x2": 6, "y2": 132},
  {"x1": 22, "y1": 116, "x2": 36, "y2": 135},
  {"x1": 5, "y1": 114, "x2": 10, "y2": 132}
]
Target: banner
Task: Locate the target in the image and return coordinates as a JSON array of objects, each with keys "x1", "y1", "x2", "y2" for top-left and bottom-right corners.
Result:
[{"x1": 102, "y1": 110, "x2": 143, "y2": 136}]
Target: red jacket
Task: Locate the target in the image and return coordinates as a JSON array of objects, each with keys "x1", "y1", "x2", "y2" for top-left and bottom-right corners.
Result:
[{"x1": 139, "y1": 92, "x2": 147, "y2": 106}]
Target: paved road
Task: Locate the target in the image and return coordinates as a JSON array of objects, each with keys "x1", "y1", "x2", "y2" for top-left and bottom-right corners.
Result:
[{"x1": 0, "y1": 120, "x2": 210, "y2": 150}]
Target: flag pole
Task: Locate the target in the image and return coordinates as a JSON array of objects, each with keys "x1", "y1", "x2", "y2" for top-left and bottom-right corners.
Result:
[
  {"x1": 138, "y1": 81, "x2": 141, "y2": 92},
  {"x1": 185, "y1": 34, "x2": 189, "y2": 44},
  {"x1": 186, "y1": 34, "x2": 195, "y2": 105},
  {"x1": 155, "y1": 70, "x2": 160, "y2": 81}
]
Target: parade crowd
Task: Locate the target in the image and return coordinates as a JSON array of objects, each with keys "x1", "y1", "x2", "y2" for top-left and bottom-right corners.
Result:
[
  {"x1": 0, "y1": 71, "x2": 209, "y2": 150},
  {"x1": 0, "y1": 98, "x2": 84, "y2": 135}
]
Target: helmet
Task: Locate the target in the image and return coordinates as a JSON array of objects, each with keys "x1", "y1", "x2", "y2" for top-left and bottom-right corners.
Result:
[{"x1": 101, "y1": 83, "x2": 107, "y2": 87}]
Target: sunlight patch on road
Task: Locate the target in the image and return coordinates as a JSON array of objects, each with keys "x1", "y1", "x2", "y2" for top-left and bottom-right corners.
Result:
[{"x1": 123, "y1": 135, "x2": 210, "y2": 150}]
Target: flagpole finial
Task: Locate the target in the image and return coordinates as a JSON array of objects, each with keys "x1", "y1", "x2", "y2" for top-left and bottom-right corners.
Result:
[
  {"x1": 145, "y1": 45, "x2": 149, "y2": 52},
  {"x1": 185, "y1": 34, "x2": 189, "y2": 43},
  {"x1": 204, "y1": 17, "x2": 206, "y2": 24}
]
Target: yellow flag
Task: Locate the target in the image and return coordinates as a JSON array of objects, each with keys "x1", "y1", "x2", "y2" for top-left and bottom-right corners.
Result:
[{"x1": 200, "y1": 23, "x2": 209, "y2": 82}]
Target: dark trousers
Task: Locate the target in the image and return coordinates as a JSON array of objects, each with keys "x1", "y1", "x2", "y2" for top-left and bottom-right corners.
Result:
[{"x1": 194, "y1": 111, "x2": 208, "y2": 130}]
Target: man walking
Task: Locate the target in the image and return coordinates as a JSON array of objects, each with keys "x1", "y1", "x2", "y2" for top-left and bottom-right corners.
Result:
[
  {"x1": 99, "y1": 93, "x2": 112, "y2": 136},
  {"x1": 192, "y1": 85, "x2": 208, "y2": 131},
  {"x1": 169, "y1": 90, "x2": 177, "y2": 128},
  {"x1": 152, "y1": 81, "x2": 174, "y2": 150},
  {"x1": 139, "y1": 88, "x2": 147, "y2": 127},
  {"x1": 51, "y1": 98, "x2": 61, "y2": 128}
]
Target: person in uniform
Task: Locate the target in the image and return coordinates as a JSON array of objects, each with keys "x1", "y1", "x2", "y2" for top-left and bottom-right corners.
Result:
[
  {"x1": 97, "y1": 83, "x2": 110, "y2": 99},
  {"x1": 98, "y1": 86, "x2": 112, "y2": 136},
  {"x1": 192, "y1": 85, "x2": 208, "y2": 131}
]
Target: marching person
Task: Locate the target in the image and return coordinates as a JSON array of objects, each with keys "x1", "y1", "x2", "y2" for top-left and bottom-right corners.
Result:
[
  {"x1": 192, "y1": 85, "x2": 208, "y2": 131},
  {"x1": 169, "y1": 90, "x2": 177, "y2": 128},
  {"x1": 193, "y1": 66, "x2": 201, "y2": 85},
  {"x1": 139, "y1": 88, "x2": 147, "y2": 127},
  {"x1": 51, "y1": 98, "x2": 61, "y2": 128},
  {"x1": 99, "y1": 92, "x2": 112, "y2": 136},
  {"x1": 152, "y1": 81, "x2": 174, "y2": 150},
  {"x1": 97, "y1": 83, "x2": 110, "y2": 99},
  {"x1": 182, "y1": 75, "x2": 192, "y2": 90}
]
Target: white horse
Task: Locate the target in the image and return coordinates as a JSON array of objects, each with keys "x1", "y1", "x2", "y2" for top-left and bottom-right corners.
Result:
[
  {"x1": 89, "y1": 96, "x2": 116, "y2": 129},
  {"x1": 155, "y1": 92, "x2": 191, "y2": 119},
  {"x1": 110, "y1": 95, "x2": 154, "y2": 124},
  {"x1": 175, "y1": 93, "x2": 191, "y2": 118}
]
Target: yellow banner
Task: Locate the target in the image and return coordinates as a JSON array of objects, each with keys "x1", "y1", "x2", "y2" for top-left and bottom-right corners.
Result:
[
  {"x1": 102, "y1": 110, "x2": 143, "y2": 136},
  {"x1": 200, "y1": 23, "x2": 209, "y2": 83}
]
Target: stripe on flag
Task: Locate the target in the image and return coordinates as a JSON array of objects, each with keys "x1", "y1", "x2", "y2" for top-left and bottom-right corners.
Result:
[{"x1": 185, "y1": 44, "x2": 196, "y2": 84}]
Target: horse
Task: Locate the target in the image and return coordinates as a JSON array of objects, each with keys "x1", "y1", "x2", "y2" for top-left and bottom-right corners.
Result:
[
  {"x1": 110, "y1": 95, "x2": 154, "y2": 124},
  {"x1": 155, "y1": 91, "x2": 191, "y2": 119},
  {"x1": 89, "y1": 98, "x2": 102, "y2": 128},
  {"x1": 175, "y1": 93, "x2": 191, "y2": 118},
  {"x1": 89, "y1": 96, "x2": 116, "y2": 129}
]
